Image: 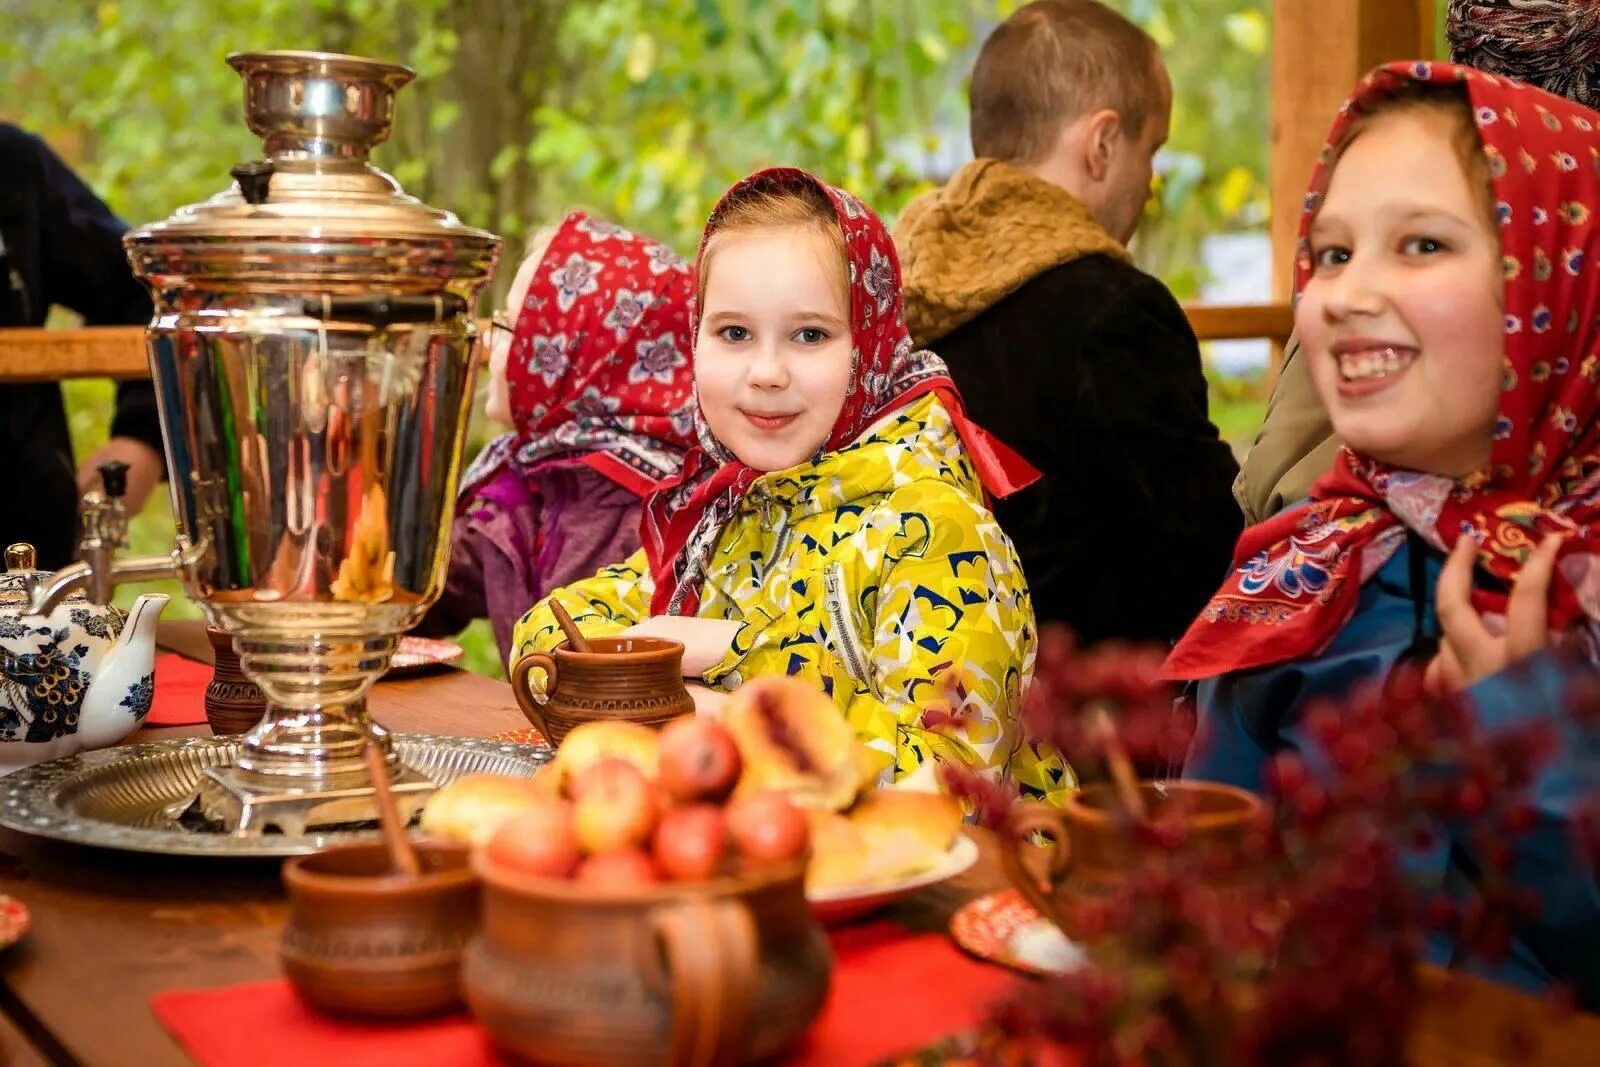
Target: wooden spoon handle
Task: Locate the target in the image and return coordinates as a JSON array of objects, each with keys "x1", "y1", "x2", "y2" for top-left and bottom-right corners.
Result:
[
  {"x1": 1093, "y1": 705, "x2": 1150, "y2": 824},
  {"x1": 549, "y1": 600, "x2": 591, "y2": 653},
  {"x1": 364, "y1": 740, "x2": 422, "y2": 877}
]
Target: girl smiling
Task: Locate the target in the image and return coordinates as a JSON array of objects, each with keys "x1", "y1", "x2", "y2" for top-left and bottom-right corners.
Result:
[
  {"x1": 1166, "y1": 61, "x2": 1600, "y2": 997},
  {"x1": 515, "y1": 168, "x2": 1068, "y2": 801}
]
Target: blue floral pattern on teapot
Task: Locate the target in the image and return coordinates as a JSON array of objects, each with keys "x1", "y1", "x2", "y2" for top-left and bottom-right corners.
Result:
[{"x1": 0, "y1": 544, "x2": 167, "y2": 772}]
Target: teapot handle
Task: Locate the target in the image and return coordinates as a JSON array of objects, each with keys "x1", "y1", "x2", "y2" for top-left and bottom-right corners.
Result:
[
  {"x1": 509, "y1": 653, "x2": 555, "y2": 742},
  {"x1": 649, "y1": 897, "x2": 757, "y2": 1067},
  {"x1": 1001, "y1": 802, "x2": 1075, "y2": 934}
]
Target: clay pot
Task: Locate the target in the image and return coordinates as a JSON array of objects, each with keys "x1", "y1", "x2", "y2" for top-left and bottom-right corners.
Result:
[
  {"x1": 1002, "y1": 781, "x2": 1263, "y2": 942},
  {"x1": 462, "y1": 852, "x2": 832, "y2": 1067},
  {"x1": 204, "y1": 625, "x2": 265, "y2": 734},
  {"x1": 510, "y1": 636, "x2": 695, "y2": 747},
  {"x1": 280, "y1": 840, "x2": 477, "y2": 1018}
]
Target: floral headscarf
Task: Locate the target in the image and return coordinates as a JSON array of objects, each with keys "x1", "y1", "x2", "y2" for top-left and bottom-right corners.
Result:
[
  {"x1": 642, "y1": 168, "x2": 1040, "y2": 616},
  {"x1": 1448, "y1": 1, "x2": 1600, "y2": 110},
  {"x1": 1164, "y1": 61, "x2": 1600, "y2": 680},
  {"x1": 460, "y1": 211, "x2": 697, "y2": 503}
]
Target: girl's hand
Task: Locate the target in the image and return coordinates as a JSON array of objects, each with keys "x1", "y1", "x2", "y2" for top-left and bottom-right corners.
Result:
[
  {"x1": 620, "y1": 616, "x2": 741, "y2": 677},
  {"x1": 1427, "y1": 533, "x2": 1561, "y2": 693},
  {"x1": 686, "y1": 682, "x2": 729, "y2": 718},
  {"x1": 77, "y1": 437, "x2": 165, "y2": 515}
]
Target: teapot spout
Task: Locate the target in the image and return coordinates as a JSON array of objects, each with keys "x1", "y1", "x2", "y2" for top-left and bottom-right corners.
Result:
[{"x1": 77, "y1": 594, "x2": 170, "y2": 750}]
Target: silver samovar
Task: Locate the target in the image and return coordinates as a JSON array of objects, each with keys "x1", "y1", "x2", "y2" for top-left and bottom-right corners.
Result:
[{"x1": 26, "y1": 51, "x2": 500, "y2": 834}]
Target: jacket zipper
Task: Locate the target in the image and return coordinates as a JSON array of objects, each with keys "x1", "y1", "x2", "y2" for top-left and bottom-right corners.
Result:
[
  {"x1": 1, "y1": 233, "x2": 30, "y2": 323},
  {"x1": 823, "y1": 563, "x2": 871, "y2": 686},
  {"x1": 7, "y1": 269, "x2": 28, "y2": 323}
]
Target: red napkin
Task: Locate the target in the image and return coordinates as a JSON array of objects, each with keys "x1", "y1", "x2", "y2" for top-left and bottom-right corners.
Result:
[
  {"x1": 151, "y1": 921, "x2": 1021, "y2": 1066},
  {"x1": 146, "y1": 652, "x2": 212, "y2": 726}
]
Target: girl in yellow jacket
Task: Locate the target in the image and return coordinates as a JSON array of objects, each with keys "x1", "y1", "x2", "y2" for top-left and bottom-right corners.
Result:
[{"x1": 514, "y1": 168, "x2": 1070, "y2": 803}]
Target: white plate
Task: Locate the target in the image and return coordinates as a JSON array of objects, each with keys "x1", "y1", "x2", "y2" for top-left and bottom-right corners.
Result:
[
  {"x1": 384, "y1": 637, "x2": 466, "y2": 675},
  {"x1": 806, "y1": 832, "x2": 979, "y2": 925}
]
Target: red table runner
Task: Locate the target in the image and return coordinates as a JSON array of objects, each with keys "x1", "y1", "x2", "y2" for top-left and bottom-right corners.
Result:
[
  {"x1": 147, "y1": 652, "x2": 212, "y2": 726},
  {"x1": 151, "y1": 921, "x2": 1020, "y2": 1066}
]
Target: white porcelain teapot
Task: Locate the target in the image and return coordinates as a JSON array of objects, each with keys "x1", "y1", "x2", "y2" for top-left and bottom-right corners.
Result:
[{"x1": 0, "y1": 543, "x2": 168, "y2": 773}]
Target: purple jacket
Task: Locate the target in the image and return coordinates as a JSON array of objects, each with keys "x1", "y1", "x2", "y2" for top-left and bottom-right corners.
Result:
[{"x1": 415, "y1": 458, "x2": 644, "y2": 666}]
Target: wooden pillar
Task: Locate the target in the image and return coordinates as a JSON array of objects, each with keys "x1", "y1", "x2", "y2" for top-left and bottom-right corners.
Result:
[{"x1": 1269, "y1": 0, "x2": 1436, "y2": 310}]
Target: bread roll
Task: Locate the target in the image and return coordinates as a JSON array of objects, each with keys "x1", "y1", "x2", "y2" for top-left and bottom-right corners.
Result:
[
  {"x1": 724, "y1": 675, "x2": 863, "y2": 811},
  {"x1": 804, "y1": 810, "x2": 867, "y2": 894},
  {"x1": 848, "y1": 789, "x2": 963, "y2": 883},
  {"x1": 420, "y1": 773, "x2": 543, "y2": 846}
]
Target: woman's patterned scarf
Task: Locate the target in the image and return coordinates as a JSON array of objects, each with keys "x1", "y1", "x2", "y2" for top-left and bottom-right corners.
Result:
[
  {"x1": 642, "y1": 168, "x2": 1040, "y2": 616},
  {"x1": 461, "y1": 211, "x2": 698, "y2": 504},
  {"x1": 1164, "y1": 61, "x2": 1600, "y2": 680},
  {"x1": 1449, "y1": 1, "x2": 1600, "y2": 110}
]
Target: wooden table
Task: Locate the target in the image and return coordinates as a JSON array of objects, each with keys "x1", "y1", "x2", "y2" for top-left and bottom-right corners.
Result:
[{"x1": 0, "y1": 623, "x2": 1595, "y2": 1066}]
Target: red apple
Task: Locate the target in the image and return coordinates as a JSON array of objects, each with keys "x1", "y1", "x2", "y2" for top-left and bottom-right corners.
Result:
[
  {"x1": 484, "y1": 799, "x2": 581, "y2": 878},
  {"x1": 658, "y1": 717, "x2": 744, "y2": 803},
  {"x1": 575, "y1": 849, "x2": 660, "y2": 888},
  {"x1": 651, "y1": 804, "x2": 729, "y2": 881},
  {"x1": 571, "y1": 757, "x2": 658, "y2": 854},
  {"x1": 726, "y1": 790, "x2": 810, "y2": 863}
]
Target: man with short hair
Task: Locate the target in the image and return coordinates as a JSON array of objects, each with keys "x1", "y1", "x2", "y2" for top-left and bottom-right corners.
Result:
[{"x1": 896, "y1": 0, "x2": 1241, "y2": 648}]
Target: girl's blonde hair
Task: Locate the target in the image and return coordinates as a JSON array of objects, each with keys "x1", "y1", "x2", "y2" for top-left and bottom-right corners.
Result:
[
  {"x1": 1334, "y1": 82, "x2": 1496, "y2": 231},
  {"x1": 698, "y1": 182, "x2": 850, "y2": 310}
]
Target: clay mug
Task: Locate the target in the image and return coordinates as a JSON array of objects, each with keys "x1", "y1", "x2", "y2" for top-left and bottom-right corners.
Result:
[
  {"x1": 204, "y1": 624, "x2": 266, "y2": 734},
  {"x1": 510, "y1": 636, "x2": 695, "y2": 746},
  {"x1": 280, "y1": 840, "x2": 477, "y2": 1018},
  {"x1": 462, "y1": 851, "x2": 832, "y2": 1066},
  {"x1": 1003, "y1": 780, "x2": 1263, "y2": 940}
]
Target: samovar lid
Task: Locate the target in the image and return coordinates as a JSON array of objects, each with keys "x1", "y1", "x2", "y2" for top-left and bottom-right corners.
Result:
[{"x1": 126, "y1": 50, "x2": 497, "y2": 282}]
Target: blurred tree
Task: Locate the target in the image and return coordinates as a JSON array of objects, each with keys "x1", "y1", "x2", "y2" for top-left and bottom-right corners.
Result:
[
  {"x1": 2, "y1": 0, "x2": 1271, "y2": 298},
  {"x1": 2, "y1": 0, "x2": 1286, "y2": 677}
]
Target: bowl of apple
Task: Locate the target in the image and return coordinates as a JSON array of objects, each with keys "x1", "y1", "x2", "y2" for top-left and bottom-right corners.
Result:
[{"x1": 449, "y1": 716, "x2": 831, "y2": 1067}]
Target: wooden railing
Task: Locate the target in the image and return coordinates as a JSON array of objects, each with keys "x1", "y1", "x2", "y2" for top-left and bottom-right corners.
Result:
[{"x1": 0, "y1": 303, "x2": 1294, "y2": 382}]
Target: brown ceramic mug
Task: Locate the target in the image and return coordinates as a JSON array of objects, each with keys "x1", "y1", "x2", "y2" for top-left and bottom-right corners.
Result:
[
  {"x1": 280, "y1": 840, "x2": 477, "y2": 1018},
  {"x1": 462, "y1": 851, "x2": 832, "y2": 1067},
  {"x1": 204, "y1": 625, "x2": 266, "y2": 734},
  {"x1": 510, "y1": 636, "x2": 696, "y2": 746},
  {"x1": 1002, "y1": 781, "x2": 1264, "y2": 940}
]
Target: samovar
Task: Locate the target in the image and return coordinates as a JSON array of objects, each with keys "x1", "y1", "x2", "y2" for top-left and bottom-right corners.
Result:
[{"x1": 26, "y1": 50, "x2": 500, "y2": 834}]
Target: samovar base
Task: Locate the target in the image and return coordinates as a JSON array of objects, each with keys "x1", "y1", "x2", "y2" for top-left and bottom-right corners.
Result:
[{"x1": 195, "y1": 761, "x2": 437, "y2": 835}]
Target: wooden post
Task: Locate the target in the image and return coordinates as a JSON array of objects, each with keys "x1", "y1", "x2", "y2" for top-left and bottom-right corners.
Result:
[{"x1": 1269, "y1": 0, "x2": 1436, "y2": 315}]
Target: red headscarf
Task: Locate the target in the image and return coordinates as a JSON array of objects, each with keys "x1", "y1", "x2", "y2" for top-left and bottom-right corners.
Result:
[
  {"x1": 465, "y1": 211, "x2": 698, "y2": 501},
  {"x1": 642, "y1": 168, "x2": 1040, "y2": 616},
  {"x1": 1164, "y1": 61, "x2": 1600, "y2": 681}
]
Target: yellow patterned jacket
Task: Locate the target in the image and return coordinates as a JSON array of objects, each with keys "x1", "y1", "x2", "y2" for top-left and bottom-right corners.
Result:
[{"x1": 513, "y1": 393, "x2": 1072, "y2": 804}]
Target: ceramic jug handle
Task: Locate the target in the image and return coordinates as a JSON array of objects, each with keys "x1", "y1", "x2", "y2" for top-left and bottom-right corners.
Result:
[
  {"x1": 509, "y1": 653, "x2": 556, "y2": 741},
  {"x1": 651, "y1": 898, "x2": 758, "y2": 1067},
  {"x1": 1002, "y1": 802, "x2": 1074, "y2": 933}
]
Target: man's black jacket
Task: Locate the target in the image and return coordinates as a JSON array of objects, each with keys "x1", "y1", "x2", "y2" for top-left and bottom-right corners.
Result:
[
  {"x1": 932, "y1": 252, "x2": 1244, "y2": 647},
  {"x1": 0, "y1": 123, "x2": 160, "y2": 567}
]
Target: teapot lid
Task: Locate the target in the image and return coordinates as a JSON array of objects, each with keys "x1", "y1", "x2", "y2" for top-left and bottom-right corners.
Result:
[
  {"x1": 124, "y1": 51, "x2": 497, "y2": 286},
  {"x1": 5, "y1": 544, "x2": 36, "y2": 573},
  {"x1": 0, "y1": 543, "x2": 89, "y2": 609}
]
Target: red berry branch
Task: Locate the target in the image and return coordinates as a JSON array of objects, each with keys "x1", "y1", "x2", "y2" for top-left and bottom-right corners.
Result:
[{"x1": 939, "y1": 628, "x2": 1593, "y2": 1067}]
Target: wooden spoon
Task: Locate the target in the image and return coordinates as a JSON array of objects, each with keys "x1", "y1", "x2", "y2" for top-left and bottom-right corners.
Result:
[
  {"x1": 1091, "y1": 705, "x2": 1150, "y2": 824},
  {"x1": 550, "y1": 600, "x2": 591, "y2": 653},
  {"x1": 364, "y1": 739, "x2": 422, "y2": 877}
]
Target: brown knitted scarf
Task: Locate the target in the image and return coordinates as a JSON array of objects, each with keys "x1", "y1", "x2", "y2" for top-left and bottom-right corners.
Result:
[
  {"x1": 894, "y1": 159, "x2": 1131, "y2": 346},
  {"x1": 1448, "y1": 0, "x2": 1600, "y2": 109}
]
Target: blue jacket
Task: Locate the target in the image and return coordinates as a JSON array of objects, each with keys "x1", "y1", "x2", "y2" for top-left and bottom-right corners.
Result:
[{"x1": 1188, "y1": 538, "x2": 1600, "y2": 1004}]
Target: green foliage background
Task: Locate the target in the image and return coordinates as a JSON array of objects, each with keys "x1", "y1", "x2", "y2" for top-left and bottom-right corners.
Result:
[
  {"x1": 2, "y1": 0, "x2": 1274, "y2": 292},
  {"x1": 7, "y1": 0, "x2": 1286, "y2": 677}
]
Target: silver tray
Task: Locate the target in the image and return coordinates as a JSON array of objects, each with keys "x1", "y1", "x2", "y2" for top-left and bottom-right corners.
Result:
[{"x1": 0, "y1": 733, "x2": 549, "y2": 858}]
